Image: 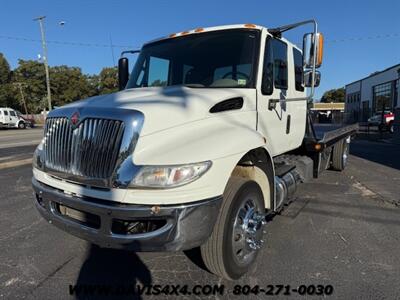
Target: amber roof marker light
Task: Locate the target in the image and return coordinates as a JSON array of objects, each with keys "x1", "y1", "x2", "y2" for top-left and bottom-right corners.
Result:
[{"x1": 244, "y1": 24, "x2": 257, "y2": 28}]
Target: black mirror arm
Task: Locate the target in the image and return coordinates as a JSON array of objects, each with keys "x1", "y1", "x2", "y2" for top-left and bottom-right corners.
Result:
[{"x1": 120, "y1": 50, "x2": 141, "y2": 58}]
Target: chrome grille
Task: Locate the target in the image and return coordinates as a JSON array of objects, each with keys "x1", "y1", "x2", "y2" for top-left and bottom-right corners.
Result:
[{"x1": 43, "y1": 117, "x2": 125, "y2": 179}]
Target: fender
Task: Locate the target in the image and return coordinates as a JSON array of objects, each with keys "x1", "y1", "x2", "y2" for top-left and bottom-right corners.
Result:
[{"x1": 126, "y1": 111, "x2": 274, "y2": 204}]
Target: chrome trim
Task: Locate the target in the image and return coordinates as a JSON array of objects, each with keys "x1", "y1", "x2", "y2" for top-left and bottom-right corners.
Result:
[
  {"x1": 232, "y1": 197, "x2": 265, "y2": 266},
  {"x1": 40, "y1": 107, "x2": 144, "y2": 188},
  {"x1": 32, "y1": 178, "x2": 222, "y2": 251}
]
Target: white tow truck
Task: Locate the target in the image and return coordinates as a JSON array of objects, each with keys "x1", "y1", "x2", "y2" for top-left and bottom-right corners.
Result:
[
  {"x1": 32, "y1": 20, "x2": 356, "y2": 280},
  {"x1": 0, "y1": 107, "x2": 31, "y2": 129}
]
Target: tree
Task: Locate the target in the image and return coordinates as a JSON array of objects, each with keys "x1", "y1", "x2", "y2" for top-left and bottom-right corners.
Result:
[
  {"x1": 98, "y1": 67, "x2": 118, "y2": 94},
  {"x1": 1, "y1": 57, "x2": 121, "y2": 113},
  {"x1": 150, "y1": 79, "x2": 167, "y2": 87},
  {"x1": 50, "y1": 65, "x2": 97, "y2": 107},
  {"x1": 13, "y1": 59, "x2": 47, "y2": 113},
  {"x1": 320, "y1": 87, "x2": 345, "y2": 103},
  {"x1": 86, "y1": 74, "x2": 100, "y2": 95},
  {"x1": 0, "y1": 53, "x2": 11, "y2": 84},
  {"x1": 0, "y1": 53, "x2": 13, "y2": 108}
]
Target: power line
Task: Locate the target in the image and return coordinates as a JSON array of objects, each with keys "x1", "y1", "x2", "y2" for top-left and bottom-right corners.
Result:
[
  {"x1": 1, "y1": 32, "x2": 399, "y2": 49},
  {"x1": 0, "y1": 34, "x2": 136, "y2": 48}
]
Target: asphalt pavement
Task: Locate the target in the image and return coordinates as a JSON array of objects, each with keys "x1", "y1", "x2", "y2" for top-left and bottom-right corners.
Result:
[
  {"x1": 0, "y1": 129, "x2": 399, "y2": 299},
  {"x1": 0, "y1": 128, "x2": 43, "y2": 150}
]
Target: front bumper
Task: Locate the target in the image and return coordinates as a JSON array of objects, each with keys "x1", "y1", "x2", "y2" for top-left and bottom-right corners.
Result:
[{"x1": 32, "y1": 178, "x2": 222, "y2": 251}]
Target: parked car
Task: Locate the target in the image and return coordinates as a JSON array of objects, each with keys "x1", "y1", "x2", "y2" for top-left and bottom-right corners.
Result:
[
  {"x1": 368, "y1": 111, "x2": 395, "y2": 133},
  {"x1": 0, "y1": 107, "x2": 33, "y2": 129}
]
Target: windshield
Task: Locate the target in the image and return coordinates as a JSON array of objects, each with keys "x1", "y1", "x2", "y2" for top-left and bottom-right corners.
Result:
[{"x1": 126, "y1": 29, "x2": 260, "y2": 89}]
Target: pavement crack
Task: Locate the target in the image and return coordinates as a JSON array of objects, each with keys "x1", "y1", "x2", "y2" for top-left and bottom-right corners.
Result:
[
  {"x1": 349, "y1": 176, "x2": 398, "y2": 206},
  {"x1": 0, "y1": 219, "x2": 43, "y2": 242},
  {"x1": 336, "y1": 232, "x2": 349, "y2": 245},
  {"x1": 31, "y1": 256, "x2": 75, "y2": 292}
]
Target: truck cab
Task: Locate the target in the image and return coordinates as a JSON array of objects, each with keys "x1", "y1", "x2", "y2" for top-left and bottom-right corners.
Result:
[
  {"x1": 32, "y1": 21, "x2": 354, "y2": 280},
  {"x1": 0, "y1": 107, "x2": 28, "y2": 129}
]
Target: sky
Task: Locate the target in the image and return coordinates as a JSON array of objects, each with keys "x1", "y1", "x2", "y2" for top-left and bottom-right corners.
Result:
[{"x1": 1, "y1": 0, "x2": 400, "y2": 99}]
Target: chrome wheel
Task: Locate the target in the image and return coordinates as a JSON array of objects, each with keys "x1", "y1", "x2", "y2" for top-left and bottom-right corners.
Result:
[{"x1": 232, "y1": 197, "x2": 266, "y2": 266}]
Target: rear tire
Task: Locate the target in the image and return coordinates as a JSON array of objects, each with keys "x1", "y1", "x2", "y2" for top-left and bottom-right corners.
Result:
[
  {"x1": 18, "y1": 121, "x2": 26, "y2": 129},
  {"x1": 389, "y1": 122, "x2": 394, "y2": 134},
  {"x1": 331, "y1": 139, "x2": 349, "y2": 171},
  {"x1": 201, "y1": 176, "x2": 266, "y2": 280}
]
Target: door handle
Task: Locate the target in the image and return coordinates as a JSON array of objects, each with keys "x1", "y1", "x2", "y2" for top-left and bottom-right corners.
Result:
[{"x1": 286, "y1": 115, "x2": 291, "y2": 134}]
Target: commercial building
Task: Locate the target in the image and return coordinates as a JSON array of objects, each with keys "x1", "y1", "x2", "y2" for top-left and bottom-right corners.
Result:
[{"x1": 345, "y1": 64, "x2": 400, "y2": 123}]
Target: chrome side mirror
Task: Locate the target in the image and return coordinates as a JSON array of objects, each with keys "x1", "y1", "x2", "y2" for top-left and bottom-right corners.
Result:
[
  {"x1": 304, "y1": 70, "x2": 321, "y2": 87},
  {"x1": 303, "y1": 33, "x2": 324, "y2": 69}
]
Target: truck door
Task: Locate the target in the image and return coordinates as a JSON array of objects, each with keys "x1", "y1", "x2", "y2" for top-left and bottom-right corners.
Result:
[
  {"x1": 8, "y1": 109, "x2": 19, "y2": 127},
  {"x1": 3, "y1": 109, "x2": 11, "y2": 125},
  {"x1": 257, "y1": 36, "x2": 307, "y2": 156}
]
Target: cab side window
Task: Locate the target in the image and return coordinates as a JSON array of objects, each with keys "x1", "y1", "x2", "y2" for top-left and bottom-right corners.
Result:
[
  {"x1": 4, "y1": 110, "x2": 8, "y2": 116},
  {"x1": 9, "y1": 110, "x2": 16, "y2": 117},
  {"x1": 262, "y1": 37, "x2": 288, "y2": 95},
  {"x1": 293, "y1": 48, "x2": 304, "y2": 92}
]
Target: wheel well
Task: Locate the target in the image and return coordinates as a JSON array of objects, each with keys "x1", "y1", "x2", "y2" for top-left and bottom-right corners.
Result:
[{"x1": 231, "y1": 148, "x2": 275, "y2": 209}]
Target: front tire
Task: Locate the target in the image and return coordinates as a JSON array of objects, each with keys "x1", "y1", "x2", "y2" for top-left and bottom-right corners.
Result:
[
  {"x1": 18, "y1": 121, "x2": 26, "y2": 129},
  {"x1": 201, "y1": 177, "x2": 266, "y2": 280}
]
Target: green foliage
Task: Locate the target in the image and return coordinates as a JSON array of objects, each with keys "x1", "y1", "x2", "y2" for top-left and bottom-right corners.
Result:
[
  {"x1": 50, "y1": 66, "x2": 97, "y2": 107},
  {"x1": 0, "y1": 53, "x2": 11, "y2": 84},
  {"x1": 13, "y1": 59, "x2": 47, "y2": 113},
  {"x1": 98, "y1": 67, "x2": 118, "y2": 95},
  {"x1": 150, "y1": 79, "x2": 167, "y2": 87},
  {"x1": 320, "y1": 87, "x2": 345, "y2": 103},
  {"x1": 0, "y1": 52, "x2": 120, "y2": 113},
  {"x1": 0, "y1": 53, "x2": 13, "y2": 108}
]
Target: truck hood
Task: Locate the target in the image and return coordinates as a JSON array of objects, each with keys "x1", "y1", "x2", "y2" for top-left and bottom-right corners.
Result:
[{"x1": 62, "y1": 86, "x2": 255, "y2": 136}]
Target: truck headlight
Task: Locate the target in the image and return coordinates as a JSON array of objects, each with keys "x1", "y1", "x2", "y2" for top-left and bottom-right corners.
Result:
[
  {"x1": 33, "y1": 140, "x2": 44, "y2": 170},
  {"x1": 129, "y1": 161, "x2": 212, "y2": 188}
]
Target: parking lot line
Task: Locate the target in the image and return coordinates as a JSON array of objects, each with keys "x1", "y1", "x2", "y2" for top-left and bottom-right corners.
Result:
[
  {"x1": 0, "y1": 158, "x2": 33, "y2": 170},
  {"x1": 0, "y1": 141, "x2": 41, "y2": 149}
]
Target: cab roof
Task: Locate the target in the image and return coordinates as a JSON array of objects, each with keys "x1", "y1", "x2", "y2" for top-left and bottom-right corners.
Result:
[
  {"x1": 143, "y1": 23, "x2": 298, "y2": 51},
  {"x1": 144, "y1": 24, "x2": 265, "y2": 46}
]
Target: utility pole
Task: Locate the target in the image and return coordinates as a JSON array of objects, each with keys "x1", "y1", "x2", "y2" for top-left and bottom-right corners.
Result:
[
  {"x1": 14, "y1": 83, "x2": 28, "y2": 115},
  {"x1": 33, "y1": 16, "x2": 52, "y2": 111}
]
